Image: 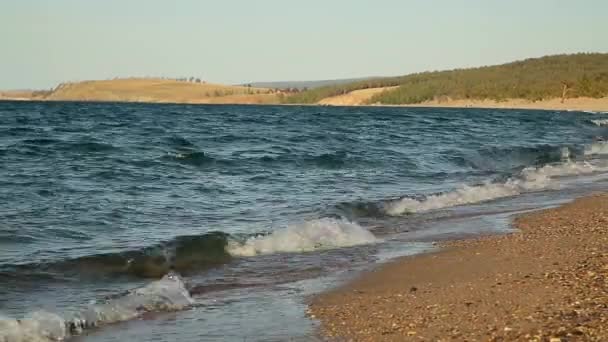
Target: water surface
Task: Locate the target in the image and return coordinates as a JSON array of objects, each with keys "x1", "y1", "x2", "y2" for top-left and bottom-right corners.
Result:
[{"x1": 2, "y1": 102, "x2": 608, "y2": 341}]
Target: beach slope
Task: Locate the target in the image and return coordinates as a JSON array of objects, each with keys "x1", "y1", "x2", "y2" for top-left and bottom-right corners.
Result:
[
  {"x1": 310, "y1": 194, "x2": 608, "y2": 341},
  {"x1": 317, "y1": 87, "x2": 397, "y2": 106}
]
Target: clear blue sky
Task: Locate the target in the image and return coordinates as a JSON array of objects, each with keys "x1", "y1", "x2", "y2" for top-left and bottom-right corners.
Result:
[{"x1": 1, "y1": 0, "x2": 607, "y2": 89}]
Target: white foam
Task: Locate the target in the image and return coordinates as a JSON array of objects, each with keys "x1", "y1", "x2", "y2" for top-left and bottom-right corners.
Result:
[
  {"x1": 385, "y1": 160, "x2": 603, "y2": 215},
  {"x1": 584, "y1": 142, "x2": 608, "y2": 156},
  {"x1": 0, "y1": 311, "x2": 66, "y2": 342},
  {"x1": 591, "y1": 119, "x2": 608, "y2": 127},
  {"x1": 560, "y1": 147, "x2": 571, "y2": 160},
  {"x1": 226, "y1": 218, "x2": 377, "y2": 257},
  {"x1": 0, "y1": 273, "x2": 194, "y2": 341},
  {"x1": 68, "y1": 272, "x2": 193, "y2": 333}
]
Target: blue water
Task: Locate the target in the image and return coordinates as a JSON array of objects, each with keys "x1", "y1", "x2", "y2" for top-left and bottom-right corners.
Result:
[{"x1": 2, "y1": 101, "x2": 608, "y2": 341}]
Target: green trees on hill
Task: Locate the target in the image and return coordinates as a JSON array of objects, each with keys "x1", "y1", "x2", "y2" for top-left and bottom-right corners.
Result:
[
  {"x1": 282, "y1": 78, "x2": 405, "y2": 104},
  {"x1": 283, "y1": 53, "x2": 608, "y2": 104}
]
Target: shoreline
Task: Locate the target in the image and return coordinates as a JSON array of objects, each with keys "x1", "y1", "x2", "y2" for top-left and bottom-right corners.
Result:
[
  {"x1": 1, "y1": 97, "x2": 607, "y2": 113},
  {"x1": 309, "y1": 194, "x2": 608, "y2": 341},
  {"x1": 387, "y1": 97, "x2": 608, "y2": 112},
  {"x1": 335, "y1": 97, "x2": 608, "y2": 112}
]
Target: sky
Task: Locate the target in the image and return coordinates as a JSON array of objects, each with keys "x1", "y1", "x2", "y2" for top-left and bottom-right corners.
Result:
[{"x1": 1, "y1": 0, "x2": 607, "y2": 89}]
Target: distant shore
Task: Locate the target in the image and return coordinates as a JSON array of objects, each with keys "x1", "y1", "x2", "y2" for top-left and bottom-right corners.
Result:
[
  {"x1": 394, "y1": 97, "x2": 608, "y2": 112},
  {"x1": 2, "y1": 79, "x2": 607, "y2": 112},
  {"x1": 316, "y1": 86, "x2": 608, "y2": 111},
  {"x1": 2, "y1": 95, "x2": 608, "y2": 113},
  {"x1": 309, "y1": 194, "x2": 608, "y2": 341},
  {"x1": 0, "y1": 78, "x2": 282, "y2": 105}
]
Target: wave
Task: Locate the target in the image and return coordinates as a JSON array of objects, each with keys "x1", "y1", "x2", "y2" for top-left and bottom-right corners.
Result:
[
  {"x1": 20, "y1": 138, "x2": 62, "y2": 145},
  {"x1": 584, "y1": 111, "x2": 608, "y2": 115},
  {"x1": 3, "y1": 220, "x2": 377, "y2": 279},
  {"x1": 258, "y1": 151, "x2": 353, "y2": 169},
  {"x1": 11, "y1": 138, "x2": 117, "y2": 155},
  {"x1": 308, "y1": 151, "x2": 349, "y2": 168},
  {"x1": 584, "y1": 141, "x2": 608, "y2": 156},
  {"x1": 167, "y1": 136, "x2": 197, "y2": 148},
  {"x1": 227, "y1": 218, "x2": 377, "y2": 257},
  {"x1": 162, "y1": 150, "x2": 353, "y2": 168},
  {"x1": 0, "y1": 273, "x2": 194, "y2": 342},
  {"x1": 333, "y1": 200, "x2": 388, "y2": 219},
  {"x1": 162, "y1": 151, "x2": 219, "y2": 166},
  {"x1": 591, "y1": 119, "x2": 608, "y2": 127},
  {"x1": 70, "y1": 141, "x2": 117, "y2": 153},
  {"x1": 2, "y1": 232, "x2": 231, "y2": 279},
  {"x1": 448, "y1": 144, "x2": 575, "y2": 171},
  {"x1": 384, "y1": 160, "x2": 606, "y2": 215}
]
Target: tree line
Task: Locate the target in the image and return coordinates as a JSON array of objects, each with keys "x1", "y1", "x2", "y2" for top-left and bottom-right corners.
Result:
[{"x1": 283, "y1": 53, "x2": 608, "y2": 104}]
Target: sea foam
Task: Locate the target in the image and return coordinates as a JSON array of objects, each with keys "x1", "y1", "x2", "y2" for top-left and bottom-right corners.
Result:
[
  {"x1": 584, "y1": 141, "x2": 608, "y2": 156},
  {"x1": 384, "y1": 160, "x2": 604, "y2": 215},
  {"x1": 0, "y1": 311, "x2": 66, "y2": 342},
  {"x1": 0, "y1": 273, "x2": 194, "y2": 342},
  {"x1": 226, "y1": 218, "x2": 377, "y2": 257},
  {"x1": 591, "y1": 119, "x2": 608, "y2": 127}
]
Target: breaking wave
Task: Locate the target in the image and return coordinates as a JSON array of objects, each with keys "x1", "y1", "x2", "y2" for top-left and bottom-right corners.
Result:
[
  {"x1": 3, "y1": 221, "x2": 378, "y2": 279},
  {"x1": 591, "y1": 119, "x2": 608, "y2": 127},
  {"x1": 227, "y1": 218, "x2": 377, "y2": 257},
  {"x1": 384, "y1": 160, "x2": 605, "y2": 215},
  {"x1": 584, "y1": 141, "x2": 608, "y2": 156},
  {"x1": 0, "y1": 273, "x2": 193, "y2": 342},
  {"x1": 2, "y1": 232, "x2": 231, "y2": 279}
]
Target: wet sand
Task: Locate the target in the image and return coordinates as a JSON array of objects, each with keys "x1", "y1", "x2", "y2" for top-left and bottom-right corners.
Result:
[{"x1": 309, "y1": 194, "x2": 608, "y2": 341}]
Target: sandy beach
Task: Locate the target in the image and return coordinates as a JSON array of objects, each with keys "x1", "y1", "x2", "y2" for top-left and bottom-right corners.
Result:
[
  {"x1": 317, "y1": 87, "x2": 399, "y2": 106},
  {"x1": 309, "y1": 194, "x2": 608, "y2": 341},
  {"x1": 3, "y1": 80, "x2": 607, "y2": 112},
  {"x1": 398, "y1": 97, "x2": 608, "y2": 112},
  {"x1": 316, "y1": 87, "x2": 608, "y2": 112}
]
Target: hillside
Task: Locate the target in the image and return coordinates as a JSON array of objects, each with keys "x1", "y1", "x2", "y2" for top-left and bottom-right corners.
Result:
[
  {"x1": 317, "y1": 87, "x2": 397, "y2": 106},
  {"x1": 246, "y1": 77, "x2": 379, "y2": 90},
  {"x1": 41, "y1": 78, "x2": 280, "y2": 104},
  {"x1": 284, "y1": 53, "x2": 608, "y2": 105}
]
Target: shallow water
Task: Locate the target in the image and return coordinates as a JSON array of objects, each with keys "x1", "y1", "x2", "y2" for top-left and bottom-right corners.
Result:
[{"x1": 2, "y1": 101, "x2": 608, "y2": 341}]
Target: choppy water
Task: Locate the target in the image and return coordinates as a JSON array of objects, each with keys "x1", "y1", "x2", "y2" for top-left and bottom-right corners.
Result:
[{"x1": 2, "y1": 101, "x2": 608, "y2": 341}]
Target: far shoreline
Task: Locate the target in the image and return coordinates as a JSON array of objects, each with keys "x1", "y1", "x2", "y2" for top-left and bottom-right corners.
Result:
[
  {"x1": 319, "y1": 96, "x2": 608, "y2": 112},
  {"x1": 1, "y1": 97, "x2": 607, "y2": 113}
]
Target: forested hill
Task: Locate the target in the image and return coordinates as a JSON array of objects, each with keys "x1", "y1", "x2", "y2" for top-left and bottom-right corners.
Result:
[{"x1": 283, "y1": 53, "x2": 608, "y2": 104}]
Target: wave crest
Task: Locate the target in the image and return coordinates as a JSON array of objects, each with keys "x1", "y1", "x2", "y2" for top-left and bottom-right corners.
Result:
[
  {"x1": 448, "y1": 144, "x2": 579, "y2": 173},
  {"x1": 385, "y1": 160, "x2": 603, "y2": 215},
  {"x1": 591, "y1": 119, "x2": 608, "y2": 127},
  {"x1": 0, "y1": 273, "x2": 194, "y2": 342},
  {"x1": 226, "y1": 218, "x2": 377, "y2": 257},
  {"x1": 2, "y1": 232, "x2": 231, "y2": 279},
  {"x1": 163, "y1": 151, "x2": 219, "y2": 166},
  {"x1": 584, "y1": 141, "x2": 608, "y2": 156},
  {"x1": 1, "y1": 311, "x2": 66, "y2": 342}
]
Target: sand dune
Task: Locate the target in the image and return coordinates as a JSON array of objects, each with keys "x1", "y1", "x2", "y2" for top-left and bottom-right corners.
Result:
[{"x1": 317, "y1": 87, "x2": 398, "y2": 106}]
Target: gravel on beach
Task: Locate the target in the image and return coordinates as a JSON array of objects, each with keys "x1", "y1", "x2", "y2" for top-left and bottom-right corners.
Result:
[{"x1": 309, "y1": 194, "x2": 608, "y2": 341}]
